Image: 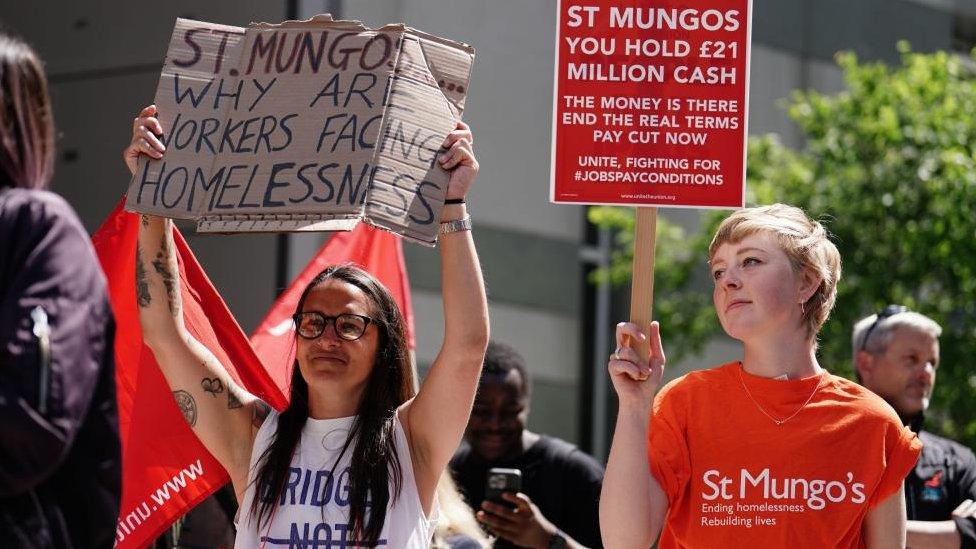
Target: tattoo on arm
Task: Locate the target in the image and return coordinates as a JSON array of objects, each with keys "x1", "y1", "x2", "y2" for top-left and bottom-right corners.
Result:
[
  {"x1": 201, "y1": 377, "x2": 224, "y2": 397},
  {"x1": 135, "y1": 243, "x2": 152, "y2": 308},
  {"x1": 227, "y1": 390, "x2": 242, "y2": 409},
  {"x1": 173, "y1": 390, "x2": 197, "y2": 427},
  {"x1": 141, "y1": 214, "x2": 150, "y2": 227},
  {"x1": 252, "y1": 400, "x2": 271, "y2": 429},
  {"x1": 151, "y1": 235, "x2": 178, "y2": 316}
]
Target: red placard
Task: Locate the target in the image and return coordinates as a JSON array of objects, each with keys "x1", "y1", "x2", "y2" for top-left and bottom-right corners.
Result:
[{"x1": 550, "y1": 0, "x2": 752, "y2": 208}]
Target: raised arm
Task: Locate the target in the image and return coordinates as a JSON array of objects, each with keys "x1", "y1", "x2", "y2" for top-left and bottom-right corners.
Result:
[
  {"x1": 601, "y1": 321, "x2": 670, "y2": 548},
  {"x1": 400, "y1": 122, "x2": 489, "y2": 511},
  {"x1": 124, "y1": 106, "x2": 268, "y2": 500}
]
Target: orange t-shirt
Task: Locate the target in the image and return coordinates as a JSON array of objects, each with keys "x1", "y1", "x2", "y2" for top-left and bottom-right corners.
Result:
[{"x1": 648, "y1": 362, "x2": 922, "y2": 548}]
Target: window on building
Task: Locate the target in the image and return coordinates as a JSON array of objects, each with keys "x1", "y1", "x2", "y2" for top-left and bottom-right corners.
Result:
[{"x1": 952, "y1": 9, "x2": 976, "y2": 53}]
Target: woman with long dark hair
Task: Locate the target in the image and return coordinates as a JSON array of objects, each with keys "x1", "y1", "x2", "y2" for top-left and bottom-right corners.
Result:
[
  {"x1": 123, "y1": 105, "x2": 488, "y2": 547},
  {"x1": 0, "y1": 31, "x2": 120, "y2": 547}
]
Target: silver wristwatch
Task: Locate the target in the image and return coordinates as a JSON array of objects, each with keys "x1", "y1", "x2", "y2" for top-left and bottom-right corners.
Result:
[{"x1": 438, "y1": 215, "x2": 472, "y2": 235}]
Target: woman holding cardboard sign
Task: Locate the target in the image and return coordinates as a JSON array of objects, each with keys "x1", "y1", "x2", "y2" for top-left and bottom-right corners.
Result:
[
  {"x1": 124, "y1": 105, "x2": 488, "y2": 548},
  {"x1": 600, "y1": 204, "x2": 920, "y2": 548}
]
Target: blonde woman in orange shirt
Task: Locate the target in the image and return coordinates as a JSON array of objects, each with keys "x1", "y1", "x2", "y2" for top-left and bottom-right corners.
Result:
[{"x1": 600, "y1": 204, "x2": 921, "y2": 548}]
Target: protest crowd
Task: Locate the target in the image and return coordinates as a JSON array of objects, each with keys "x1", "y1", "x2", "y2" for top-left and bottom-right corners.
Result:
[{"x1": 2, "y1": 3, "x2": 976, "y2": 549}]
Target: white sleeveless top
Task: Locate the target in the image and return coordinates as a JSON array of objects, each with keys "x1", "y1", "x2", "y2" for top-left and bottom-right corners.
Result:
[{"x1": 234, "y1": 410, "x2": 436, "y2": 548}]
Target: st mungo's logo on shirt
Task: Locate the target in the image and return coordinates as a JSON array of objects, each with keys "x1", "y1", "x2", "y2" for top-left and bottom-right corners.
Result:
[
  {"x1": 697, "y1": 468, "x2": 868, "y2": 528},
  {"x1": 702, "y1": 468, "x2": 867, "y2": 510},
  {"x1": 921, "y1": 470, "x2": 946, "y2": 503}
]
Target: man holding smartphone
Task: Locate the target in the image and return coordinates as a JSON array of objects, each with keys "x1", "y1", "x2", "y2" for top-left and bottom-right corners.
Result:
[{"x1": 450, "y1": 341, "x2": 604, "y2": 549}]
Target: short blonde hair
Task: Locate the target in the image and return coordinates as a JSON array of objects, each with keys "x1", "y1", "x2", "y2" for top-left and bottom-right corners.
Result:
[{"x1": 708, "y1": 204, "x2": 842, "y2": 338}]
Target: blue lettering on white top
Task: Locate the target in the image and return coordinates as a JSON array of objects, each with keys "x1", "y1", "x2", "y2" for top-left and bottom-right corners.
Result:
[{"x1": 235, "y1": 412, "x2": 436, "y2": 548}]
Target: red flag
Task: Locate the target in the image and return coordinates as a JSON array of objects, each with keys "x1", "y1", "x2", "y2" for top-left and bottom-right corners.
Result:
[
  {"x1": 92, "y1": 199, "x2": 287, "y2": 548},
  {"x1": 250, "y1": 223, "x2": 415, "y2": 398}
]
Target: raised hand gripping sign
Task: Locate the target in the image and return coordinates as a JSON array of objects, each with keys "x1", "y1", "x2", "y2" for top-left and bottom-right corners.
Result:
[
  {"x1": 550, "y1": 1, "x2": 751, "y2": 209},
  {"x1": 126, "y1": 15, "x2": 475, "y2": 246}
]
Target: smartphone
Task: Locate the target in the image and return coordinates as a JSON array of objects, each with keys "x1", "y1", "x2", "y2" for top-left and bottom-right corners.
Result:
[{"x1": 485, "y1": 467, "x2": 522, "y2": 508}]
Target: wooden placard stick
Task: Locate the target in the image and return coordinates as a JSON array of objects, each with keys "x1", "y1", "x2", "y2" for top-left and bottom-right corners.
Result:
[{"x1": 628, "y1": 207, "x2": 658, "y2": 364}]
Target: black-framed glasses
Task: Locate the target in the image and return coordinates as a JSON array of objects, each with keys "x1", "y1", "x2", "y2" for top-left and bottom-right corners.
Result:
[
  {"x1": 292, "y1": 312, "x2": 373, "y2": 341},
  {"x1": 859, "y1": 305, "x2": 910, "y2": 351}
]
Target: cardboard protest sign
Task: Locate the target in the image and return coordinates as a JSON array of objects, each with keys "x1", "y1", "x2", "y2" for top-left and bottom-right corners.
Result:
[
  {"x1": 550, "y1": 0, "x2": 751, "y2": 208},
  {"x1": 126, "y1": 15, "x2": 474, "y2": 245}
]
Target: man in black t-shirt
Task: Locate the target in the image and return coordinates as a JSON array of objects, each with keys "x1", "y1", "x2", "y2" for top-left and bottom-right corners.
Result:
[
  {"x1": 451, "y1": 341, "x2": 604, "y2": 549},
  {"x1": 854, "y1": 308, "x2": 976, "y2": 548}
]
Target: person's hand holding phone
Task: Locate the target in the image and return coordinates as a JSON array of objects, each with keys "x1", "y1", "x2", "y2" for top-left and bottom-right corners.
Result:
[{"x1": 478, "y1": 491, "x2": 560, "y2": 549}]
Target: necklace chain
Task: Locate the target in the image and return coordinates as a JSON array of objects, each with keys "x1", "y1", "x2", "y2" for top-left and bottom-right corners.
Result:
[{"x1": 737, "y1": 365, "x2": 825, "y2": 426}]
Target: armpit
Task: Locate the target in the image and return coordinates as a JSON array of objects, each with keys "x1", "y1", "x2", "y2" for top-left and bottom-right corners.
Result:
[{"x1": 252, "y1": 400, "x2": 271, "y2": 429}]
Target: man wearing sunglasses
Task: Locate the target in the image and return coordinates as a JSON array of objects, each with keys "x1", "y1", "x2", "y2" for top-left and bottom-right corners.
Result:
[{"x1": 854, "y1": 306, "x2": 976, "y2": 548}]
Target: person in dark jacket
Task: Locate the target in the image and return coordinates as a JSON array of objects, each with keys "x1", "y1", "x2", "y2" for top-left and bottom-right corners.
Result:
[
  {"x1": 854, "y1": 306, "x2": 976, "y2": 548},
  {"x1": 451, "y1": 341, "x2": 603, "y2": 549},
  {"x1": 0, "y1": 30, "x2": 121, "y2": 548}
]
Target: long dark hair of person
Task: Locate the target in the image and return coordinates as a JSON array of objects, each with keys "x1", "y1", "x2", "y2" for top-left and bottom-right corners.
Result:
[
  {"x1": 0, "y1": 30, "x2": 54, "y2": 190},
  {"x1": 250, "y1": 264, "x2": 416, "y2": 545}
]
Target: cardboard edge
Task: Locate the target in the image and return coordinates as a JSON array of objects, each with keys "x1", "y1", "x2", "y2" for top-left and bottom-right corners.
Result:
[
  {"x1": 364, "y1": 216, "x2": 437, "y2": 247},
  {"x1": 176, "y1": 16, "x2": 246, "y2": 35},
  {"x1": 410, "y1": 36, "x2": 466, "y2": 118},
  {"x1": 249, "y1": 14, "x2": 402, "y2": 35},
  {"x1": 126, "y1": 17, "x2": 247, "y2": 220},
  {"x1": 125, "y1": 18, "x2": 205, "y2": 219},
  {"x1": 360, "y1": 30, "x2": 470, "y2": 245},
  {"x1": 404, "y1": 26, "x2": 475, "y2": 56},
  {"x1": 247, "y1": 15, "x2": 475, "y2": 56},
  {"x1": 249, "y1": 13, "x2": 349, "y2": 29},
  {"x1": 196, "y1": 215, "x2": 362, "y2": 233}
]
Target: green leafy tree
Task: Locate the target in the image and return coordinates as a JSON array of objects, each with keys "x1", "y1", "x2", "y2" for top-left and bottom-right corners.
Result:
[{"x1": 590, "y1": 44, "x2": 976, "y2": 446}]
